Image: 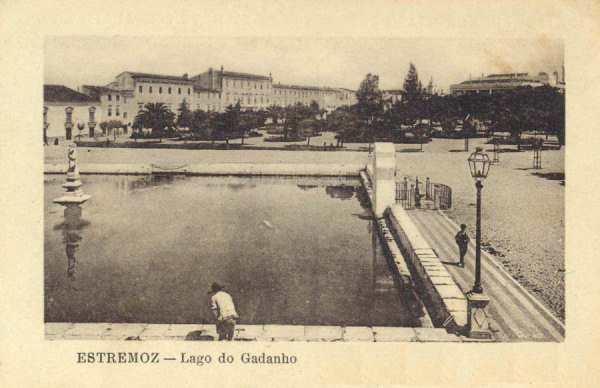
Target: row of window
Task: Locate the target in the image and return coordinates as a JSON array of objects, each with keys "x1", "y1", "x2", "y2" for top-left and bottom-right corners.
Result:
[
  {"x1": 274, "y1": 89, "x2": 327, "y2": 97},
  {"x1": 138, "y1": 85, "x2": 192, "y2": 95},
  {"x1": 107, "y1": 105, "x2": 127, "y2": 118},
  {"x1": 225, "y1": 79, "x2": 270, "y2": 89},
  {"x1": 225, "y1": 94, "x2": 270, "y2": 104},
  {"x1": 107, "y1": 94, "x2": 126, "y2": 103}
]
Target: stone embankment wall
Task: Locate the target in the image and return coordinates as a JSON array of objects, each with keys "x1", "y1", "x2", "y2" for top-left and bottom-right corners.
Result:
[
  {"x1": 359, "y1": 170, "x2": 411, "y2": 287},
  {"x1": 44, "y1": 163, "x2": 363, "y2": 177},
  {"x1": 386, "y1": 206, "x2": 467, "y2": 329},
  {"x1": 361, "y1": 153, "x2": 467, "y2": 331}
]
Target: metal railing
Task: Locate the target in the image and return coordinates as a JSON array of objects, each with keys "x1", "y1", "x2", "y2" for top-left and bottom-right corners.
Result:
[{"x1": 395, "y1": 176, "x2": 452, "y2": 210}]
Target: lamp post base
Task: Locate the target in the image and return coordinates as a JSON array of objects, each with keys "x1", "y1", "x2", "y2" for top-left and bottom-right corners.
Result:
[{"x1": 467, "y1": 292, "x2": 492, "y2": 339}]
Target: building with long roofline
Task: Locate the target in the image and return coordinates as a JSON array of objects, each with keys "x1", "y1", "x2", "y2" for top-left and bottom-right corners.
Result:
[
  {"x1": 80, "y1": 67, "x2": 357, "y2": 125},
  {"x1": 449, "y1": 69, "x2": 565, "y2": 95}
]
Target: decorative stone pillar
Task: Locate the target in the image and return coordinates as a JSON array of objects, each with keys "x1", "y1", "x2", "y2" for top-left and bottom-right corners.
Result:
[
  {"x1": 43, "y1": 106, "x2": 49, "y2": 145},
  {"x1": 65, "y1": 106, "x2": 74, "y2": 140},
  {"x1": 373, "y1": 142, "x2": 396, "y2": 218},
  {"x1": 88, "y1": 106, "x2": 96, "y2": 138},
  {"x1": 53, "y1": 143, "x2": 91, "y2": 206},
  {"x1": 467, "y1": 292, "x2": 492, "y2": 339}
]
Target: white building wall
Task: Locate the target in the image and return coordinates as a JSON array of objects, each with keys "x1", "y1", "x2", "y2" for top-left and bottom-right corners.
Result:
[{"x1": 45, "y1": 103, "x2": 104, "y2": 139}]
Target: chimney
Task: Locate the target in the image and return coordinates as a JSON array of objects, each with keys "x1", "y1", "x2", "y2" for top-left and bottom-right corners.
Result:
[
  {"x1": 221, "y1": 65, "x2": 224, "y2": 73},
  {"x1": 553, "y1": 71, "x2": 559, "y2": 85},
  {"x1": 182, "y1": 73, "x2": 188, "y2": 79}
]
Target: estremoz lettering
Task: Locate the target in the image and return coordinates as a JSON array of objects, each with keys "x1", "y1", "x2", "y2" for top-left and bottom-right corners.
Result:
[{"x1": 77, "y1": 352, "x2": 160, "y2": 364}]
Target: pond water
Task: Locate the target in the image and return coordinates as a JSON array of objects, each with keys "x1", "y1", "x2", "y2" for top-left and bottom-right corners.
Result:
[{"x1": 44, "y1": 175, "x2": 422, "y2": 327}]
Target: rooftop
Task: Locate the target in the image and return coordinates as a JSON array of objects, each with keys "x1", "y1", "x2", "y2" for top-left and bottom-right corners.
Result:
[
  {"x1": 44, "y1": 85, "x2": 98, "y2": 103},
  {"x1": 273, "y1": 83, "x2": 339, "y2": 92},
  {"x1": 121, "y1": 71, "x2": 194, "y2": 83},
  {"x1": 221, "y1": 70, "x2": 271, "y2": 81},
  {"x1": 80, "y1": 85, "x2": 116, "y2": 100}
]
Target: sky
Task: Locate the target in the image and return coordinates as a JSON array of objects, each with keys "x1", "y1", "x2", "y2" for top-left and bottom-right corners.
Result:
[{"x1": 45, "y1": 36, "x2": 564, "y2": 93}]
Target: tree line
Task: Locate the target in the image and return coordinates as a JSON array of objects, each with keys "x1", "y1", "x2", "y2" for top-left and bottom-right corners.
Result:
[
  {"x1": 132, "y1": 99, "x2": 326, "y2": 144},
  {"x1": 327, "y1": 63, "x2": 565, "y2": 146}
]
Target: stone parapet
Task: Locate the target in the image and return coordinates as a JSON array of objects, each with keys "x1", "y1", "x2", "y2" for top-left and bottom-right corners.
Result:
[
  {"x1": 386, "y1": 205, "x2": 468, "y2": 330},
  {"x1": 45, "y1": 323, "x2": 466, "y2": 342}
]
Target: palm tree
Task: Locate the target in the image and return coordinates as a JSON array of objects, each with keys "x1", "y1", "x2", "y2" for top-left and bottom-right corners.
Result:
[
  {"x1": 133, "y1": 103, "x2": 175, "y2": 143},
  {"x1": 266, "y1": 105, "x2": 282, "y2": 126}
]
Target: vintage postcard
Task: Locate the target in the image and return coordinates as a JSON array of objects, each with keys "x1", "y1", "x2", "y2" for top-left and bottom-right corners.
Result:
[{"x1": 1, "y1": 1, "x2": 598, "y2": 387}]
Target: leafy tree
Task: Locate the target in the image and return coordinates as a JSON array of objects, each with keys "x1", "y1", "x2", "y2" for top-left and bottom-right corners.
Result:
[
  {"x1": 190, "y1": 109, "x2": 209, "y2": 135},
  {"x1": 222, "y1": 102, "x2": 241, "y2": 144},
  {"x1": 205, "y1": 112, "x2": 219, "y2": 144},
  {"x1": 266, "y1": 105, "x2": 283, "y2": 125},
  {"x1": 176, "y1": 99, "x2": 193, "y2": 129},
  {"x1": 440, "y1": 116, "x2": 457, "y2": 137},
  {"x1": 106, "y1": 120, "x2": 124, "y2": 140},
  {"x1": 402, "y1": 63, "x2": 423, "y2": 104},
  {"x1": 355, "y1": 73, "x2": 384, "y2": 141},
  {"x1": 133, "y1": 103, "x2": 175, "y2": 142},
  {"x1": 326, "y1": 105, "x2": 361, "y2": 146},
  {"x1": 309, "y1": 100, "x2": 320, "y2": 118},
  {"x1": 426, "y1": 77, "x2": 434, "y2": 95},
  {"x1": 299, "y1": 118, "x2": 316, "y2": 145},
  {"x1": 99, "y1": 121, "x2": 108, "y2": 136},
  {"x1": 239, "y1": 109, "x2": 266, "y2": 144}
]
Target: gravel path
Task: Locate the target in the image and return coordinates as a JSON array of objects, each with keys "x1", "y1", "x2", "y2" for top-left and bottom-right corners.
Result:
[{"x1": 394, "y1": 138, "x2": 565, "y2": 322}]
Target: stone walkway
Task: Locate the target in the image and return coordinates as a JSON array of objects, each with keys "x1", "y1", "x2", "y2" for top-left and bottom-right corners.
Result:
[
  {"x1": 408, "y1": 208, "x2": 565, "y2": 342},
  {"x1": 45, "y1": 323, "x2": 469, "y2": 342}
]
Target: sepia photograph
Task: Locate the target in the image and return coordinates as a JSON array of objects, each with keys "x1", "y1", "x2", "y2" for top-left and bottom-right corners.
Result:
[
  {"x1": 3, "y1": 1, "x2": 600, "y2": 386},
  {"x1": 43, "y1": 36, "x2": 565, "y2": 343}
]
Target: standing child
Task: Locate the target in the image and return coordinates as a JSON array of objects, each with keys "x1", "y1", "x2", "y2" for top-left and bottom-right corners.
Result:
[{"x1": 455, "y1": 224, "x2": 470, "y2": 267}]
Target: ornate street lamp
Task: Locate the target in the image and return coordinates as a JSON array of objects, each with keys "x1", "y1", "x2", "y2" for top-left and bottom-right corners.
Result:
[
  {"x1": 467, "y1": 147, "x2": 491, "y2": 293},
  {"x1": 466, "y1": 146, "x2": 492, "y2": 338}
]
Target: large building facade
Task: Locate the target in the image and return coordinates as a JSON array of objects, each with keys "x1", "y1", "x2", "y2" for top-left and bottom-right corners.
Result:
[
  {"x1": 82, "y1": 67, "x2": 357, "y2": 122},
  {"x1": 450, "y1": 69, "x2": 565, "y2": 95}
]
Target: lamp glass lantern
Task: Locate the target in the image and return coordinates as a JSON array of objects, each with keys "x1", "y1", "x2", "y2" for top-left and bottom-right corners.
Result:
[{"x1": 468, "y1": 147, "x2": 491, "y2": 181}]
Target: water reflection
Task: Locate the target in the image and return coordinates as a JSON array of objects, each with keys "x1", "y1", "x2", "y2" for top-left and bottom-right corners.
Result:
[
  {"x1": 53, "y1": 205, "x2": 90, "y2": 281},
  {"x1": 45, "y1": 175, "x2": 422, "y2": 325},
  {"x1": 369, "y1": 218, "x2": 427, "y2": 327},
  {"x1": 100, "y1": 174, "x2": 188, "y2": 196},
  {"x1": 296, "y1": 184, "x2": 318, "y2": 191},
  {"x1": 227, "y1": 183, "x2": 256, "y2": 192},
  {"x1": 325, "y1": 185, "x2": 355, "y2": 200}
]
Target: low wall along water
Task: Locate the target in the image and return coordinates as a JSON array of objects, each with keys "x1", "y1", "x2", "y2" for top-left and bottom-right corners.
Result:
[{"x1": 363, "y1": 143, "x2": 467, "y2": 331}]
